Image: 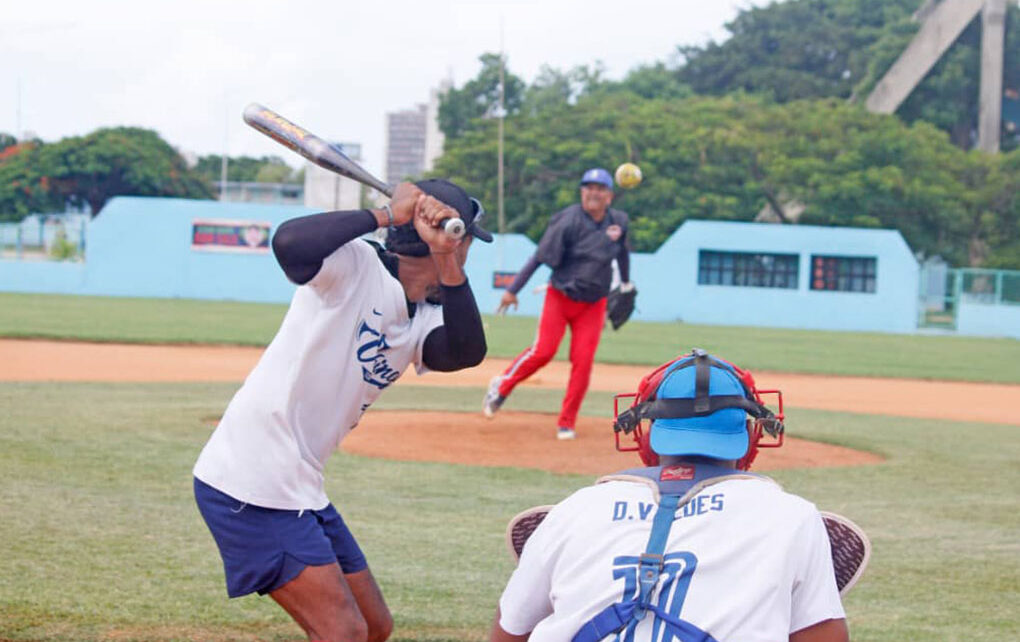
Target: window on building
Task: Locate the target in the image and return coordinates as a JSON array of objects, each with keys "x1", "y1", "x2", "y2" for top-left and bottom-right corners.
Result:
[
  {"x1": 697, "y1": 251, "x2": 799, "y2": 289},
  {"x1": 810, "y1": 255, "x2": 877, "y2": 293}
]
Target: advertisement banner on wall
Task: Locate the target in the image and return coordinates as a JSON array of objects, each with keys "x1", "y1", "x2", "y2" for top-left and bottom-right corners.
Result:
[
  {"x1": 492, "y1": 271, "x2": 518, "y2": 289},
  {"x1": 191, "y1": 219, "x2": 272, "y2": 253}
]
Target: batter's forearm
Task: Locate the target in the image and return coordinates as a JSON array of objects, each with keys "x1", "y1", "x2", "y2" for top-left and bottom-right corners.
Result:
[
  {"x1": 422, "y1": 280, "x2": 487, "y2": 371},
  {"x1": 431, "y1": 251, "x2": 467, "y2": 287}
]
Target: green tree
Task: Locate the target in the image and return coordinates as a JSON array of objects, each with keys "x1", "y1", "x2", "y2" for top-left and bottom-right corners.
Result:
[
  {"x1": 254, "y1": 161, "x2": 297, "y2": 183},
  {"x1": 603, "y1": 63, "x2": 692, "y2": 101},
  {"x1": 678, "y1": 0, "x2": 919, "y2": 101},
  {"x1": 434, "y1": 94, "x2": 774, "y2": 249},
  {"x1": 967, "y1": 148, "x2": 1020, "y2": 268},
  {"x1": 438, "y1": 53, "x2": 526, "y2": 139},
  {"x1": 520, "y1": 64, "x2": 601, "y2": 115},
  {"x1": 0, "y1": 127, "x2": 214, "y2": 218},
  {"x1": 0, "y1": 132, "x2": 16, "y2": 153},
  {"x1": 435, "y1": 93, "x2": 1019, "y2": 267},
  {"x1": 676, "y1": 0, "x2": 1020, "y2": 150},
  {"x1": 193, "y1": 154, "x2": 298, "y2": 183},
  {"x1": 0, "y1": 141, "x2": 64, "y2": 220},
  {"x1": 751, "y1": 100, "x2": 973, "y2": 262}
]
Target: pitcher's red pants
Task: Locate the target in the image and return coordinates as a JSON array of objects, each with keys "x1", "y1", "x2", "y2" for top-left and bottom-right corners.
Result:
[{"x1": 497, "y1": 287, "x2": 607, "y2": 429}]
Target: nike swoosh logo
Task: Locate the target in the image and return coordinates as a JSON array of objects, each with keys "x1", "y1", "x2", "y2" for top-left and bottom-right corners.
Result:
[{"x1": 372, "y1": 308, "x2": 382, "y2": 316}]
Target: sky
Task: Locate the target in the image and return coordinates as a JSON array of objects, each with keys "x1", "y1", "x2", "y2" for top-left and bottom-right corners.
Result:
[{"x1": 2, "y1": 0, "x2": 767, "y2": 177}]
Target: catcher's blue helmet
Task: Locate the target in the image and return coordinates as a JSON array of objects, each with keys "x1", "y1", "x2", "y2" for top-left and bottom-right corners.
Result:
[
  {"x1": 649, "y1": 356, "x2": 751, "y2": 460},
  {"x1": 612, "y1": 349, "x2": 785, "y2": 468}
]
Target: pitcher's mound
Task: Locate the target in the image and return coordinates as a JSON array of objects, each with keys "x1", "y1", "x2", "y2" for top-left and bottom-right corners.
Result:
[{"x1": 342, "y1": 411, "x2": 882, "y2": 475}]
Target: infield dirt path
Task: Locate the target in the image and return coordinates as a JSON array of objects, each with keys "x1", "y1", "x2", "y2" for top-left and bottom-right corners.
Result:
[{"x1": 4, "y1": 339, "x2": 1016, "y2": 473}]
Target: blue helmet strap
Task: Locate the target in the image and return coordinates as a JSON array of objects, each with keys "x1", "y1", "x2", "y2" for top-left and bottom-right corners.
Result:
[{"x1": 571, "y1": 465, "x2": 747, "y2": 642}]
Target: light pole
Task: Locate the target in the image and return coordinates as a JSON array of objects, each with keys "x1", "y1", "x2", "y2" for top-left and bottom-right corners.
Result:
[{"x1": 497, "y1": 72, "x2": 506, "y2": 235}]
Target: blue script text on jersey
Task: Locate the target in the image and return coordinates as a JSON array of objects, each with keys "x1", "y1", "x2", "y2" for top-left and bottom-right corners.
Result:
[
  {"x1": 356, "y1": 319, "x2": 401, "y2": 389},
  {"x1": 612, "y1": 493, "x2": 725, "y2": 521}
]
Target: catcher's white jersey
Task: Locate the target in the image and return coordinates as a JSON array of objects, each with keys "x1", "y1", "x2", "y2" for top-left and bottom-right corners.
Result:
[
  {"x1": 499, "y1": 476, "x2": 845, "y2": 641},
  {"x1": 194, "y1": 240, "x2": 442, "y2": 510}
]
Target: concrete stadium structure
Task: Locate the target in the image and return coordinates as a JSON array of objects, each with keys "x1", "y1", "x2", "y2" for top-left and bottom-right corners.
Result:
[{"x1": 1, "y1": 196, "x2": 1016, "y2": 339}]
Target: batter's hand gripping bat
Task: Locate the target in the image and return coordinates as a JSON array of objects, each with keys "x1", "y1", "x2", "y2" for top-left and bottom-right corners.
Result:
[{"x1": 242, "y1": 102, "x2": 466, "y2": 239}]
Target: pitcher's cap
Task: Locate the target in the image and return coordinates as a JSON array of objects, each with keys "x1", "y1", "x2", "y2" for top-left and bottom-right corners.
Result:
[{"x1": 579, "y1": 168, "x2": 613, "y2": 189}]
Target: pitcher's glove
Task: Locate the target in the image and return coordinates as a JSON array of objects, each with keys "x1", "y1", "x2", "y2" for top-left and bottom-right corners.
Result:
[{"x1": 607, "y1": 282, "x2": 637, "y2": 330}]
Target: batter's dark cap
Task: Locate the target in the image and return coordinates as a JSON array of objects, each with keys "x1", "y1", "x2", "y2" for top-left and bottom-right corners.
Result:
[{"x1": 417, "y1": 178, "x2": 493, "y2": 243}]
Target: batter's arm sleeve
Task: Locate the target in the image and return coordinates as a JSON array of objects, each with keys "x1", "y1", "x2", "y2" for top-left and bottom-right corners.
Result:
[
  {"x1": 506, "y1": 255, "x2": 541, "y2": 295},
  {"x1": 271, "y1": 209, "x2": 378, "y2": 285},
  {"x1": 422, "y1": 280, "x2": 487, "y2": 371}
]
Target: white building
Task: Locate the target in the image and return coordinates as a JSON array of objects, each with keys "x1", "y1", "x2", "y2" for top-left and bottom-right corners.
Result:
[{"x1": 303, "y1": 142, "x2": 363, "y2": 211}]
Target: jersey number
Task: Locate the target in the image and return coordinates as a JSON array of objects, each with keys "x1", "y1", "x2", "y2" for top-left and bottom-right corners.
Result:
[{"x1": 611, "y1": 552, "x2": 698, "y2": 642}]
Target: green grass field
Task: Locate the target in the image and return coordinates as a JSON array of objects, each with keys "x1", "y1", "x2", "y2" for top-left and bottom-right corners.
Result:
[
  {"x1": 1, "y1": 292, "x2": 1019, "y2": 382},
  {"x1": 1, "y1": 292, "x2": 1018, "y2": 641},
  {"x1": 0, "y1": 382, "x2": 1017, "y2": 641}
]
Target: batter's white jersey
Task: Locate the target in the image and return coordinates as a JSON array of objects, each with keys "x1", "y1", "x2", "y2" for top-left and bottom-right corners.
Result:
[
  {"x1": 499, "y1": 476, "x2": 845, "y2": 642},
  {"x1": 194, "y1": 240, "x2": 443, "y2": 510}
]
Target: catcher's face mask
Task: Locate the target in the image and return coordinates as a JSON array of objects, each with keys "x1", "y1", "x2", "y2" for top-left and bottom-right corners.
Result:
[{"x1": 612, "y1": 349, "x2": 784, "y2": 470}]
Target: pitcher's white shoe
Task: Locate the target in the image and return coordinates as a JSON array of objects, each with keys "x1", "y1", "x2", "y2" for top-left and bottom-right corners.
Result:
[
  {"x1": 483, "y1": 376, "x2": 506, "y2": 418},
  {"x1": 556, "y1": 427, "x2": 576, "y2": 440}
]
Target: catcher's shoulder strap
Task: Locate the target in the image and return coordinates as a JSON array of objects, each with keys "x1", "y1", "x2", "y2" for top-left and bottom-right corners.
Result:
[
  {"x1": 574, "y1": 464, "x2": 750, "y2": 642},
  {"x1": 596, "y1": 462, "x2": 769, "y2": 504}
]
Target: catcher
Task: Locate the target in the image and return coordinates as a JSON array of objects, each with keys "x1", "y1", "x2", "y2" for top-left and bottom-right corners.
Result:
[
  {"x1": 491, "y1": 349, "x2": 851, "y2": 642},
  {"x1": 193, "y1": 179, "x2": 491, "y2": 642}
]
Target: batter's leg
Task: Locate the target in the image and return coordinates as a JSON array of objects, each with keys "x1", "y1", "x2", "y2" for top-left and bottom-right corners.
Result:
[
  {"x1": 271, "y1": 562, "x2": 392, "y2": 642},
  {"x1": 557, "y1": 297, "x2": 607, "y2": 430},
  {"x1": 497, "y1": 288, "x2": 569, "y2": 397},
  {"x1": 346, "y1": 568, "x2": 393, "y2": 642}
]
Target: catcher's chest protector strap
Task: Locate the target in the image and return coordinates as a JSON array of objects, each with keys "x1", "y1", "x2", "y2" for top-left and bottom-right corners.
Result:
[{"x1": 573, "y1": 465, "x2": 758, "y2": 642}]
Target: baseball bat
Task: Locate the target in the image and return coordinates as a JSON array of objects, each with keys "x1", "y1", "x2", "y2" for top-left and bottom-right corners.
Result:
[{"x1": 242, "y1": 103, "x2": 465, "y2": 239}]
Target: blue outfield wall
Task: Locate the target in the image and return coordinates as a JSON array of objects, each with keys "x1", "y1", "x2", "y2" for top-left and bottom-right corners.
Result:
[
  {"x1": 0, "y1": 197, "x2": 309, "y2": 303},
  {"x1": 957, "y1": 301, "x2": 1020, "y2": 339},
  {"x1": 465, "y1": 234, "x2": 551, "y2": 316},
  {"x1": 477, "y1": 221, "x2": 920, "y2": 333},
  {"x1": 82, "y1": 197, "x2": 312, "y2": 303},
  {"x1": 637, "y1": 220, "x2": 920, "y2": 333},
  {"x1": 0, "y1": 259, "x2": 88, "y2": 294},
  {"x1": 1, "y1": 195, "x2": 1015, "y2": 338}
]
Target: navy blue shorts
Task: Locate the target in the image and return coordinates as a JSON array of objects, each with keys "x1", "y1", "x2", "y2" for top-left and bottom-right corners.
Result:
[{"x1": 193, "y1": 477, "x2": 368, "y2": 597}]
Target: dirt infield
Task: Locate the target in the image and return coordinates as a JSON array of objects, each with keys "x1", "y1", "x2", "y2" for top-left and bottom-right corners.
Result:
[
  {"x1": 4, "y1": 338, "x2": 1016, "y2": 474},
  {"x1": 343, "y1": 411, "x2": 883, "y2": 474}
]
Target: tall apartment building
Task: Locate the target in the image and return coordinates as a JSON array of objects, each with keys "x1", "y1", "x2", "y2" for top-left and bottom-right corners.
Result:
[
  {"x1": 384, "y1": 81, "x2": 450, "y2": 185},
  {"x1": 385, "y1": 106, "x2": 427, "y2": 185}
]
